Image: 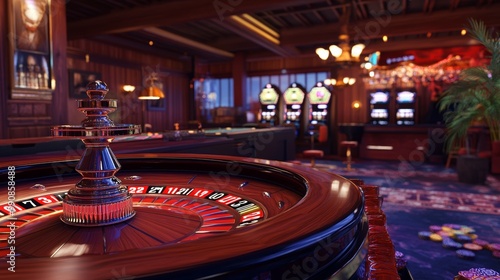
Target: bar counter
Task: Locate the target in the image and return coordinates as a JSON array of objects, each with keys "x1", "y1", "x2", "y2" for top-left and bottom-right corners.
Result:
[{"x1": 359, "y1": 124, "x2": 446, "y2": 162}]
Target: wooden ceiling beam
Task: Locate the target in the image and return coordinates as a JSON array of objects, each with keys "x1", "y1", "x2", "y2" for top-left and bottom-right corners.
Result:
[
  {"x1": 423, "y1": 0, "x2": 431, "y2": 13},
  {"x1": 362, "y1": 34, "x2": 480, "y2": 54},
  {"x1": 357, "y1": 0, "x2": 368, "y2": 19},
  {"x1": 211, "y1": 17, "x2": 299, "y2": 57},
  {"x1": 143, "y1": 27, "x2": 235, "y2": 58},
  {"x1": 67, "y1": 0, "x2": 318, "y2": 40},
  {"x1": 280, "y1": 4, "x2": 500, "y2": 47}
]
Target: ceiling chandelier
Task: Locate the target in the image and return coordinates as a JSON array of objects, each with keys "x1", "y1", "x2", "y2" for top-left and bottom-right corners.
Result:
[
  {"x1": 316, "y1": 31, "x2": 365, "y2": 87},
  {"x1": 315, "y1": 33, "x2": 365, "y2": 64},
  {"x1": 315, "y1": 4, "x2": 365, "y2": 86}
]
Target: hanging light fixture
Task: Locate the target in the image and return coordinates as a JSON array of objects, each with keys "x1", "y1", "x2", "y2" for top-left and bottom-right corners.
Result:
[
  {"x1": 317, "y1": 32, "x2": 363, "y2": 87},
  {"x1": 315, "y1": 3, "x2": 364, "y2": 87},
  {"x1": 315, "y1": 5, "x2": 365, "y2": 66},
  {"x1": 138, "y1": 85, "x2": 164, "y2": 100},
  {"x1": 138, "y1": 72, "x2": 165, "y2": 100},
  {"x1": 324, "y1": 76, "x2": 356, "y2": 87},
  {"x1": 316, "y1": 33, "x2": 365, "y2": 64}
]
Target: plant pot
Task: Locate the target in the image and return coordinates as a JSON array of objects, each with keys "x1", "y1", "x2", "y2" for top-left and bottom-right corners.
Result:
[
  {"x1": 456, "y1": 155, "x2": 489, "y2": 184},
  {"x1": 492, "y1": 141, "x2": 500, "y2": 156}
]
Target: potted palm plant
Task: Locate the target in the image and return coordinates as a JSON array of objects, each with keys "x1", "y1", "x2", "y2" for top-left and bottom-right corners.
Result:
[{"x1": 439, "y1": 19, "x2": 500, "y2": 184}]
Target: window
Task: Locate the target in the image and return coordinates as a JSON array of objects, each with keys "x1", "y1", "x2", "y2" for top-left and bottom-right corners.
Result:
[{"x1": 194, "y1": 78, "x2": 234, "y2": 108}]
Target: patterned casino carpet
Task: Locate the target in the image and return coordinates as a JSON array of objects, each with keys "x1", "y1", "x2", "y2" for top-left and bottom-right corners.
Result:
[{"x1": 298, "y1": 159, "x2": 500, "y2": 280}]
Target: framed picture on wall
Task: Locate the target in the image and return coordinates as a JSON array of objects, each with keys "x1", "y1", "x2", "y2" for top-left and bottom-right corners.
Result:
[
  {"x1": 147, "y1": 98, "x2": 166, "y2": 111},
  {"x1": 144, "y1": 76, "x2": 166, "y2": 111},
  {"x1": 9, "y1": 0, "x2": 53, "y2": 100},
  {"x1": 68, "y1": 70, "x2": 102, "y2": 99}
]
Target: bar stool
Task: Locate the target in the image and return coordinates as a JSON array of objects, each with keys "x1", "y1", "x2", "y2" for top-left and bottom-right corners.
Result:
[
  {"x1": 303, "y1": 150, "x2": 323, "y2": 167},
  {"x1": 340, "y1": 140, "x2": 358, "y2": 171},
  {"x1": 302, "y1": 125, "x2": 328, "y2": 167}
]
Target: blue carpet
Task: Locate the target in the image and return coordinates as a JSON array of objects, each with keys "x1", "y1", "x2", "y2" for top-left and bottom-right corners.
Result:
[{"x1": 300, "y1": 159, "x2": 500, "y2": 279}]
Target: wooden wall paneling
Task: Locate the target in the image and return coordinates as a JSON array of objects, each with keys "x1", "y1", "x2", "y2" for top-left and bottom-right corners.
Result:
[
  {"x1": 206, "y1": 61, "x2": 233, "y2": 77},
  {"x1": 0, "y1": 0, "x2": 8, "y2": 138},
  {"x1": 168, "y1": 74, "x2": 190, "y2": 130},
  {"x1": 50, "y1": 0, "x2": 69, "y2": 128},
  {"x1": 143, "y1": 73, "x2": 190, "y2": 132},
  {"x1": 246, "y1": 55, "x2": 329, "y2": 76},
  {"x1": 66, "y1": 39, "x2": 192, "y2": 133}
]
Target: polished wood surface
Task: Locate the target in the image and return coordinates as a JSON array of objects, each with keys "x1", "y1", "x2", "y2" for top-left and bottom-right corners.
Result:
[
  {"x1": 0, "y1": 127, "x2": 297, "y2": 161},
  {"x1": 360, "y1": 125, "x2": 442, "y2": 161},
  {"x1": 0, "y1": 153, "x2": 366, "y2": 279}
]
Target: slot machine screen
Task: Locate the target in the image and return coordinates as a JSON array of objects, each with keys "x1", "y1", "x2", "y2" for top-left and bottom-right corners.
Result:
[
  {"x1": 259, "y1": 87, "x2": 279, "y2": 105},
  {"x1": 283, "y1": 87, "x2": 305, "y2": 105},
  {"x1": 396, "y1": 91, "x2": 415, "y2": 103},
  {"x1": 308, "y1": 87, "x2": 331, "y2": 104},
  {"x1": 370, "y1": 91, "x2": 389, "y2": 104}
]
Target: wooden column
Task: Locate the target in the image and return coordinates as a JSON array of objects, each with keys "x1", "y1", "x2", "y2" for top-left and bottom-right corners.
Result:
[
  {"x1": 232, "y1": 52, "x2": 246, "y2": 108},
  {"x1": 51, "y1": 0, "x2": 69, "y2": 126}
]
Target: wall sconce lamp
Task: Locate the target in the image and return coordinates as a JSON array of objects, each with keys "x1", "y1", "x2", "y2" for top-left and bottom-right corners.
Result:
[
  {"x1": 352, "y1": 100, "x2": 362, "y2": 109},
  {"x1": 122, "y1": 85, "x2": 136, "y2": 94}
]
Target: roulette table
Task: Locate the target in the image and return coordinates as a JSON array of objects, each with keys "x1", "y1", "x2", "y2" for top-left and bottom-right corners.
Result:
[
  {"x1": 0, "y1": 153, "x2": 368, "y2": 280},
  {"x1": 0, "y1": 81, "x2": 376, "y2": 279}
]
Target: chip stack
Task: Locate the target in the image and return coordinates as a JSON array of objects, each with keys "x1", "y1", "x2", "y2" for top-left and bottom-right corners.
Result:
[
  {"x1": 454, "y1": 267, "x2": 500, "y2": 280},
  {"x1": 361, "y1": 183, "x2": 401, "y2": 280}
]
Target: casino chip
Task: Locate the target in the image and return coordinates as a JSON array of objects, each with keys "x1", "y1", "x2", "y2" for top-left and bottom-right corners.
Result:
[
  {"x1": 443, "y1": 223, "x2": 462, "y2": 230},
  {"x1": 429, "y1": 225, "x2": 442, "y2": 233},
  {"x1": 395, "y1": 251, "x2": 407, "y2": 271},
  {"x1": 456, "y1": 249, "x2": 475, "y2": 260},
  {"x1": 488, "y1": 243, "x2": 500, "y2": 251},
  {"x1": 454, "y1": 234, "x2": 473, "y2": 243},
  {"x1": 463, "y1": 243, "x2": 483, "y2": 251},
  {"x1": 418, "y1": 231, "x2": 432, "y2": 240},
  {"x1": 442, "y1": 238, "x2": 462, "y2": 250},
  {"x1": 430, "y1": 233, "x2": 443, "y2": 242},
  {"x1": 473, "y1": 239, "x2": 489, "y2": 248},
  {"x1": 493, "y1": 251, "x2": 500, "y2": 258}
]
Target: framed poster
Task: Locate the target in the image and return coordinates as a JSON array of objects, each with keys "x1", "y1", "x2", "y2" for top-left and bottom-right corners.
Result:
[
  {"x1": 10, "y1": 0, "x2": 53, "y2": 100},
  {"x1": 68, "y1": 70, "x2": 102, "y2": 99},
  {"x1": 147, "y1": 98, "x2": 166, "y2": 111}
]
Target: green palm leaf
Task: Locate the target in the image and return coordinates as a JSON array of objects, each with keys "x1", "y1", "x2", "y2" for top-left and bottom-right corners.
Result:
[{"x1": 439, "y1": 19, "x2": 500, "y2": 152}]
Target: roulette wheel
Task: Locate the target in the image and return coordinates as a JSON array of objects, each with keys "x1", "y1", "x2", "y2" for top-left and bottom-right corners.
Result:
[
  {"x1": 0, "y1": 81, "x2": 368, "y2": 279},
  {"x1": 1, "y1": 154, "x2": 367, "y2": 280}
]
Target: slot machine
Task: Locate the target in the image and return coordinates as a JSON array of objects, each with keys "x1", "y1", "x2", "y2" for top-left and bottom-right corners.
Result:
[
  {"x1": 307, "y1": 81, "x2": 332, "y2": 126},
  {"x1": 283, "y1": 82, "x2": 306, "y2": 137},
  {"x1": 396, "y1": 89, "x2": 417, "y2": 125},
  {"x1": 369, "y1": 90, "x2": 390, "y2": 125},
  {"x1": 258, "y1": 83, "x2": 281, "y2": 126}
]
